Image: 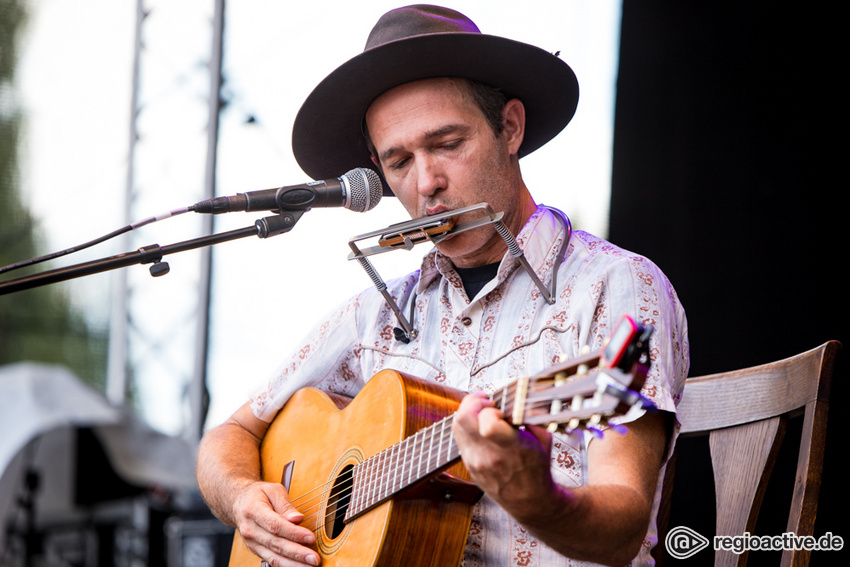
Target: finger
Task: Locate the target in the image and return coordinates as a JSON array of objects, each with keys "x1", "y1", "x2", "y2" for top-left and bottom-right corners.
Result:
[
  {"x1": 235, "y1": 484, "x2": 318, "y2": 565},
  {"x1": 250, "y1": 539, "x2": 320, "y2": 567},
  {"x1": 262, "y1": 484, "x2": 307, "y2": 525},
  {"x1": 243, "y1": 515, "x2": 320, "y2": 567},
  {"x1": 454, "y1": 392, "x2": 495, "y2": 431},
  {"x1": 254, "y1": 504, "x2": 315, "y2": 547},
  {"x1": 476, "y1": 406, "x2": 516, "y2": 444}
]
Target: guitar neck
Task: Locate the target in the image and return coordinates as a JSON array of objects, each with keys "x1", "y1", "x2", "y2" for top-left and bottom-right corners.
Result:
[
  {"x1": 346, "y1": 378, "x2": 522, "y2": 519},
  {"x1": 346, "y1": 349, "x2": 610, "y2": 519}
]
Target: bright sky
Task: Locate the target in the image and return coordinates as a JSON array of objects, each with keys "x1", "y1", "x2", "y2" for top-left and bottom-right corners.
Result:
[{"x1": 16, "y1": 0, "x2": 622, "y2": 436}]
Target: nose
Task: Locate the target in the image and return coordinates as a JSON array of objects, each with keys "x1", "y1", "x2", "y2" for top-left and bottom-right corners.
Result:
[{"x1": 413, "y1": 154, "x2": 446, "y2": 198}]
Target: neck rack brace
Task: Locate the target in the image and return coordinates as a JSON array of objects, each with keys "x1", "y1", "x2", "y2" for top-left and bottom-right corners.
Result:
[{"x1": 347, "y1": 203, "x2": 572, "y2": 343}]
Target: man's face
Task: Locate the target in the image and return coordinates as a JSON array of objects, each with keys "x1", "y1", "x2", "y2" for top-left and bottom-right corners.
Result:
[{"x1": 365, "y1": 78, "x2": 525, "y2": 267}]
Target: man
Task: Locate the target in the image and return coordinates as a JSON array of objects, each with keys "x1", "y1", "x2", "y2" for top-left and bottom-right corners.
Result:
[{"x1": 196, "y1": 5, "x2": 689, "y2": 566}]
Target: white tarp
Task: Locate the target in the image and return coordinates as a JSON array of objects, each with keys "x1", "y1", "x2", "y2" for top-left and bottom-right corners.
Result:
[{"x1": 0, "y1": 362, "x2": 198, "y2": 551}]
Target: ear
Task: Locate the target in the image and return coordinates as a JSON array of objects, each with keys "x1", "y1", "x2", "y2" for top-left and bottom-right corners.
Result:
[
  {"x1": 369, "y1": 154, "x2": 384, "y2": 175},
  {"x1": 502, "y1": 99, "x2": 526, "y2": 156}
]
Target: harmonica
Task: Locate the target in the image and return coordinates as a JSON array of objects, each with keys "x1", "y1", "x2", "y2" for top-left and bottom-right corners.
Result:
[{"x1": 377, "y1": 216, "x2": 457, "y2": 248}]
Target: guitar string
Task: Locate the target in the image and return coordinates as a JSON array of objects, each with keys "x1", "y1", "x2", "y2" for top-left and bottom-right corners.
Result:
[
  {"x1": 259, "y1": 351, "x2": 610, "y2": 537},
  {"x1": 291, "y1": 383, "x2": 603, "y2": 536},
  {"x1": 289, "y1": 364, "x2": 613, "y2": 536},
  {"x1": 300, "y1": 421, "x2": 466, "y2": 535},
  {"x1": 299, "y1": 394, "x2": 582, "y2": 536},
  {"x1": 289, "y1": 376, "x2": 580, "y2": 529},
  {"x1": 297, "y1": 412, "x2": 463, "y2": 532},
  {"x1": 290, "y1": 379, "x2": 590, "y2": 533},
  {"x1": 275, "y1": 372, "x2": 583, "y2": 524}
]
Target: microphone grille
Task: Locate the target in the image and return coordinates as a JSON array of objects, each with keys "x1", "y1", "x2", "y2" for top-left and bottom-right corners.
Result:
[{"x1": 343, "y1": 168, "x2": 383, "y2": 212}]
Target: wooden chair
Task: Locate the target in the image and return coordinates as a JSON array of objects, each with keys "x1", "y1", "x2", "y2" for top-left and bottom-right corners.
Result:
[{"x1": 656, "y1": 340, "x2": 841, "y2": 566}]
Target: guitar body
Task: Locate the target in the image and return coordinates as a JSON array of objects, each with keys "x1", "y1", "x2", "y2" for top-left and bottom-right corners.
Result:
[
  {"x1": 228, "y1": 315, "x2": 654, "y2": 566},
  {"x1": 228, "y1": 369, "x2": 477, "y2": 567}
]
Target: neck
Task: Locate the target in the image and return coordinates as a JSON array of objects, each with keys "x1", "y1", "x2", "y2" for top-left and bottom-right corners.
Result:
[{"x1": 449, "y1": 190, "x2": 536, "y2": 268}]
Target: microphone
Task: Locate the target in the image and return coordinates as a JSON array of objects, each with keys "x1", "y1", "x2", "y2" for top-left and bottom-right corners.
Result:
[{"x1": 191, "y1": 168, "x2": 382, "y2": 214}]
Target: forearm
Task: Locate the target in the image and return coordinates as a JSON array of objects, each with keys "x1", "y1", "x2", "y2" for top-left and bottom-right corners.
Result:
[
  {"x1": 196, "y1": 420, "x2": 264, "y2": 527},
  {"x1": 514, "y1": 482, "x2": 651, "y2": 566},
  {"x1": 196, "y1": 410, "x2": 321, "y2": 566},
  {"x1": 454, "y1": 394, "x2": 668, "y2": 566}
]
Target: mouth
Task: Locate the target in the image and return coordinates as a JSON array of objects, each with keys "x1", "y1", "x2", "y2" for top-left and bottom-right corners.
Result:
[{"x1": 424, "y1": 204, "x2": 453, "y2": 217}]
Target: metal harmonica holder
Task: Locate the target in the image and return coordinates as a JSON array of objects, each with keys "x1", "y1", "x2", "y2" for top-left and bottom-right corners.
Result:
[{"x1": 348, "y1": 203, "x2": 563, "y2": 342}]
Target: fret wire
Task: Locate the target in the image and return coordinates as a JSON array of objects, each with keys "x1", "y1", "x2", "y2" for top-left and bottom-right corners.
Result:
[
  {"x1": 350, "y1": 463, "x2": 359, "y2": 516},
  {"x1": 426, "y1": 419, "x2": 435, "y2": 477},
  {"x1": 360, "y1": 456, "x2": 369, "y2": 513},
  {"x1": 397, "y1": 441, "x2": 404, "y2": 494},
  {"x1": 360, "y1": 457, "x2": 370, "y2": 514},
  {"x1": 392, "y1": 442, "x2": 400, "y2": 496},
  {"x1": 394, "y1": 437, "x2": 402, "y2": 494},
  {"x1": 435, "y1": 416, "x2": 450, "y2": 469},
  {"x1": 402, "y1": 433, "x2": 410, "y2": 487},
  {"x1": 390, "y1": 444, "x2": 398, "y2": 500},
  {"x1": 406, "y1": 430, "x2": 415, "y2": 486},
  {"x1": 445, "y1": 417, "x2": 454, "y2": 462},
  {"x1": 426, "y1": 420, "x2": 438, "y2": 472},
  {"x1": 385, "y1": 445, "x2": 393, "y2": 500},
  {"x1": 412, "y1": 428, "x2": 423, "y2": 484},
  {"x1": 431, "y1": 422, "x2": 440, "y2": 470},
  {"x1": 380, "y1": 447, "x2": 388, "y2": 501},
  {"x1": 397, "y1": 439, "x2": 404, "y2": 493},
  {"x1": 416, "y1": 427, "x2": 425, "y2": 481},
  {"x1": 377, "y1": 449, "x2": 386, "y2": 503},
  {"x1": 369, "y1": 451, "x2": 379, "y2": 509},
  {"x1": 438, "y1": 418, "x2": 445, "y2": 468}
]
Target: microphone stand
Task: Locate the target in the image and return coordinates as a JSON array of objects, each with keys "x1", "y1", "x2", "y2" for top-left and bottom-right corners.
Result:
[{"x1": 0, "y1": 211, "x2": 304, "y2": 296}]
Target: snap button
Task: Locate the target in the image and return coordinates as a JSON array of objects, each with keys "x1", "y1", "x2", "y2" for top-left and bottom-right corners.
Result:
[{"x1": 461, "y1": 316, "x2": 472, "y2": 326}]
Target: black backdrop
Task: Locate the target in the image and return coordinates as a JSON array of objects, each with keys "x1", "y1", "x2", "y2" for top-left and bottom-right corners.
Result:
[{"x1": 610, "y1": 1, "x2": 846, "y2": 564}]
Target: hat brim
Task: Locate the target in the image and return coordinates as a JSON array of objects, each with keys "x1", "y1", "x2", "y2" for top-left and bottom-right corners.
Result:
[{"x1": 292, "y1": 33, "x2": 579, "y2": 195}]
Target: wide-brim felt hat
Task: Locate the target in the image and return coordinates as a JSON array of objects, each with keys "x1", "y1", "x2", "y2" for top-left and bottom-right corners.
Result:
[{"x1": 292, "y1": 4, "x2": 580, "y2": 195}]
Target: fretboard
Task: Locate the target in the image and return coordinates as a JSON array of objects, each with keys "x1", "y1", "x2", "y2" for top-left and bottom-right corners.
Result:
[{"x1": 346, "y1": 380, "x2": 518, "y2": 519}]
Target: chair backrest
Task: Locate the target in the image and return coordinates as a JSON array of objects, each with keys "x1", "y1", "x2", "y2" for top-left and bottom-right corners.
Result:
[{"x1": 656, "y1": 340, "x2": 841, "y2": 566}]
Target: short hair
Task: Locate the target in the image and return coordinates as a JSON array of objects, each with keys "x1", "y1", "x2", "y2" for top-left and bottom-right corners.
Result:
[{"x1": 466, "y1": 79, "x2": 508, "y2": 137}]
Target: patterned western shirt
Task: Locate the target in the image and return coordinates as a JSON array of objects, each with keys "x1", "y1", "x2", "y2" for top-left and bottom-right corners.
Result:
[{"x1": 251, "y1": 205, "x2": 690, "y2": 566}]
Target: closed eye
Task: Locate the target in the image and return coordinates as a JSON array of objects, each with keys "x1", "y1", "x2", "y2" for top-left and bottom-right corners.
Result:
[{"x1": 387, "y1": 156, "x2": 410, "y2": 171}]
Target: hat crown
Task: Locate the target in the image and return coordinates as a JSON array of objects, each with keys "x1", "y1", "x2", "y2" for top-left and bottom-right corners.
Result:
[{"x1": 365, "y1": 4, "x2": 481, "y2": 50}]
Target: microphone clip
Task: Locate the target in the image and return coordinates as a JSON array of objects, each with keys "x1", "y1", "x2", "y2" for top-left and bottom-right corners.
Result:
[{"x1": 255, "y1": 210, "x2": 306, "y2": 239}]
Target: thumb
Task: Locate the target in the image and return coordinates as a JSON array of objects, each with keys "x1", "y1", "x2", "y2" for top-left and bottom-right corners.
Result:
[{"x1": 261, "y1": 483, "x2": 304, "y2": 524}]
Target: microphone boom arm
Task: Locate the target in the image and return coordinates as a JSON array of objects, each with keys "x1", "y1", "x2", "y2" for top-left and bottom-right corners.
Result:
[{"x1": 0, "y1": 211, "x2": 305, "y2": 296}]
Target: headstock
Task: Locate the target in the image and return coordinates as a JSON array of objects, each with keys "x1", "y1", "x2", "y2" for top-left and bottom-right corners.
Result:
[{"x1": 508, "y1": 315, "x2": 656, "y2": 437}]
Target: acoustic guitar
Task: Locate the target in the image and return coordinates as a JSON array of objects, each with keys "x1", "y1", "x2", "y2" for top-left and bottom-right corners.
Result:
[{"x1": 229, "y1": 315, "x2": 654, "y2": 567}]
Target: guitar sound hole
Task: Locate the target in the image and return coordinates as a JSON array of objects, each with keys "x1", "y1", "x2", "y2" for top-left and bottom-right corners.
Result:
[{"x1": 325, "y1": 464, "x2": 354, "y2": 539}]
